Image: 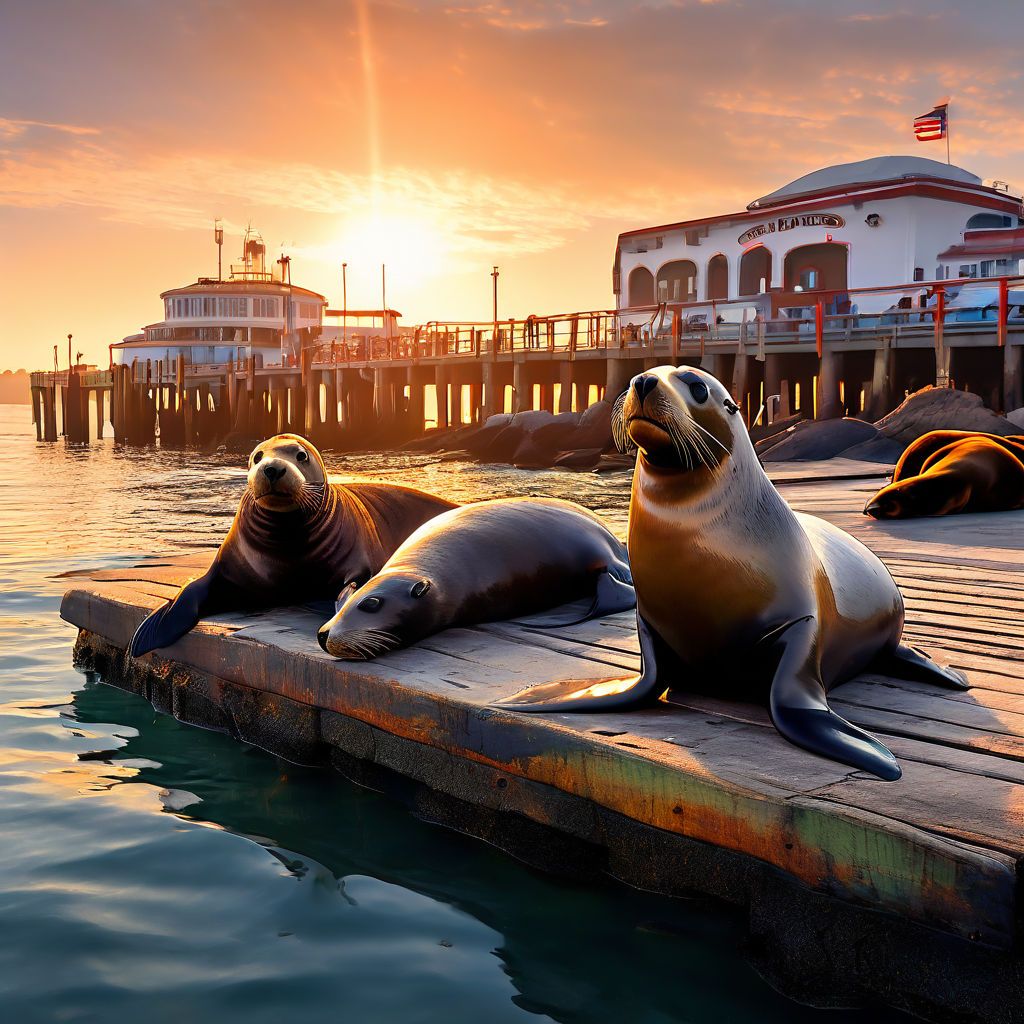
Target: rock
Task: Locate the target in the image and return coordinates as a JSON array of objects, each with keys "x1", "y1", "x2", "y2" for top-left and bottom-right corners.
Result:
[
  {"x1": 593, "y1": 452, "x2": 636, "y2": 473},
  {"x1": 835, "y1": 436, "x2": 907, "y2": 464},
  {"x1": 552, "y1": 448, "x2": 603, "y2": 470},
  {"x1": 1007, "y1": 407, "x2": 1024, "y2": 430},
  {"x1": 758, "y1": 418, "x2": 879, "y2": 461},
  {"x1": 874, "y1": 386, "x2": 1020, "y2": 445},
  {"x1": 574, "y1": 401, "x2": 614, "y2": 450},
  {"x1": 511, "y1": 436, "x2": 554, "y2": 469}
]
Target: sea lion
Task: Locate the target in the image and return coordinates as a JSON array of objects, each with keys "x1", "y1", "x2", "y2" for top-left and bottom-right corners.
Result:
[
  {"x1": 317, "y1": 497, "x2": 635, "y2": 659},
  {"x1": 499, "y1": 366, "x2": 968, "y2": 781},
  {"x1": 864, "y1": 430, "x2": 1024, "y2": 518},
  {"x1": 129, "y1": 433, "x2": 456, "y2": 657}
]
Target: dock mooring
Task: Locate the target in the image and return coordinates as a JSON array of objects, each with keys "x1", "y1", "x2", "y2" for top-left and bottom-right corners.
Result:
[{"x1": 60, "y1": 470, "x2": 1024, "y2": 1022}]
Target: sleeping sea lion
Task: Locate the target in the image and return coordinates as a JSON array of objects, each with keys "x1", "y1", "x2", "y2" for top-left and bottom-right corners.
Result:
[
  {"x1": 864, "y1": 430, "x2": 1024, "y2": 518},
  {"x1": 317, "y1": 497, "x2": 635, "y2": 659},
  {"x1": 129, "y1": 433, "x2": 456, "y2": 656},
  {"x1": 498, "y1": 366, "x2": 968, "y2": 781}
]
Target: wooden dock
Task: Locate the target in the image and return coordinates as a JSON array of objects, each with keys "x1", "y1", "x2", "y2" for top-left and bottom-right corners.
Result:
[{"x1": 61, "y1": 472, "x2": 1024, "y2": 1021}]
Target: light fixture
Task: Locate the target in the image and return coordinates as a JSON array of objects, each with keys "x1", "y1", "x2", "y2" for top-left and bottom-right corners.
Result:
[{"x1": 865, "y1": 213, "x2": 881, "y2": 227}]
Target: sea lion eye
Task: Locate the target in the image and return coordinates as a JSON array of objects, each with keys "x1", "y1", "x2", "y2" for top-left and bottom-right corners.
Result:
[
  {"x1": 358, "y1": 597, "x2": 382, "y2": 612},
  {"x1": 296, "y1": 449, "x2": 309, "y2": 463},
  {"x1": 252, "y1": 451, "x2": 263, "y2": 465},
  {"x1": 410, "y1": 579, "x2": 431, "y2": 598},
  {"x1": 687, "y1": 379, "x2": 709, "y2": 404}
]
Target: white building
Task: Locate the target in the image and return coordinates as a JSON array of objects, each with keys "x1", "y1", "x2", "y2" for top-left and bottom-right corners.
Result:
[
  {"x1": 112, "y1": 231, "x2": 326, "y2": 369},
  {"x1": 614, "y1": 156, "x2": 1023, "y2": 318}
]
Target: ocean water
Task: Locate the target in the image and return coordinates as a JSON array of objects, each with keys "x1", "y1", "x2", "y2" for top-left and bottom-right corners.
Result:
[{"x1": 0, "y1": 405, "x2": 909, "y2": 1024}]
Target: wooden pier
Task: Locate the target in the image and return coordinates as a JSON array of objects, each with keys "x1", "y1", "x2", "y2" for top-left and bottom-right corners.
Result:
[
  {"x1": 60, "y1": 469, "x2": 1024, "y2": 1022},
  {"x1": 30, "y1": 278, "x2": 1024, "y2": 449}
]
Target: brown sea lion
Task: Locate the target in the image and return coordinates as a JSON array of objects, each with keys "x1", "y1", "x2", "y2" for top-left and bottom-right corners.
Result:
[
  {"x1": 317, "y1": 497, "x2": 635, "y2": 658},
  {"x1": 499, "y1": 365, "x2": 968, "y2": 781},
  {"x1": 129, "y1": 434, "x2": 456, "y2": 656},
  {"x1": 864, "y1": 430, "x2": 1024, "y2": 518}
]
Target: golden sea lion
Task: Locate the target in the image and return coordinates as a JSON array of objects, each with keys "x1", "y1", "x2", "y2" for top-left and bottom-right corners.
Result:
[
  {"x1": 318, "y1": 497, "x2": 635, "y2": 658},
  {"x1": 499, "y1": 366, "x2": 968, "y2": 781},
  {"x1": 865, "y1": 430, "x2": 1024, "y2": 518},
  {"x1": 129, "y1": 434, "x2": 456, "y2": 656}
]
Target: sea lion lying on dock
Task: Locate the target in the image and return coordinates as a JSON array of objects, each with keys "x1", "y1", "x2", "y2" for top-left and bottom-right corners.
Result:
[
  {"x1": 498, "y1": 365, "x2": 968, "y2": 781},
  {"x1": 864, "y1": 430, "x2": 1024, "y2": 518},
  {"x1": 317, "y1": 498, "x2": 635, "y2": 659},
  {"x1": 129, "y1": 434, "x2": 455, "y2": 657}
]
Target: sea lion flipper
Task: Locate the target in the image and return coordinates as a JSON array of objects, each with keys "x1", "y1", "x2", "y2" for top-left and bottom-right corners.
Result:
[
  {"x1": 494, "y1": 612, "x2": 665, "y2": 712},
  {"x1": 767, "y1": 617, "x2": 902, "y2": 781},
  {"x1": 511, "y1": 569, "x2": 637, "y2": 629},
  {"x1": 129, "y1": 564, "x2": 224, "y2": 657},
  {"x1": 872, "y1": 644, "x2": 970, "y2": 690}
]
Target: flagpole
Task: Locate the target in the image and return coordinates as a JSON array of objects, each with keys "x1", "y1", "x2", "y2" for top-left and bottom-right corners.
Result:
[{"x1": 946, "y1": 104, "x2": 951, "y2": 165}]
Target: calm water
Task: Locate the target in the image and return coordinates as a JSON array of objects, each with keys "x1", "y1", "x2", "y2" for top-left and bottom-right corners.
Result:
[{"x1": 0, "y1": 405, "x2": 909, "y2": 1024}]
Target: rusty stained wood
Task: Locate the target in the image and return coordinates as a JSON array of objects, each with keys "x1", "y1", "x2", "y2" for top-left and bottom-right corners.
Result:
[{"x1": 62, "y1": 554, "x2": 1023, "y2": 951}]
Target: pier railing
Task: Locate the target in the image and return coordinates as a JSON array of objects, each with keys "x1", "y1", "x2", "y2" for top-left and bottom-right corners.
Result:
[{"x1": 305, "y1": 273, "x2": 1024, "y2": 367}]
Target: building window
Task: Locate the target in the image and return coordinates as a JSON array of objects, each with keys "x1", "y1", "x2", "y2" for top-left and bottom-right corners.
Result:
[
  {"x1": 980, "y1": 260, "x2": 995, "y2": 278},
  {"x1": 293, "y1": 300, "x2": 321, "y2": 320},
  {"x1": 253, "y1": 297, "x2": 280, "y2": 318},
  {"x1": 958, "y1": 264, "x2": 977, "y2": 278},
  {"x1": 935, "y1": 266, "x2": 944, "y2": 280},
  {"x1": 656, "y1": 260, "x2": 698, "y2": 303},
  {"x1": 966, "y1": 213, "x2": 1013, "y2": 230},
  {"x1": 798, "y1": 268, "x2": 819, "y2": 290},
  {"x1": 913, "y1": 267, "x2": 924, "y2": 282}
]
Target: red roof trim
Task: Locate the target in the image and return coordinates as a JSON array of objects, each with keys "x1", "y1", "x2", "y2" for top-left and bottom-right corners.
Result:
[{"x1": 617, "y1": 181, "x2": 1020, "y2": 242}]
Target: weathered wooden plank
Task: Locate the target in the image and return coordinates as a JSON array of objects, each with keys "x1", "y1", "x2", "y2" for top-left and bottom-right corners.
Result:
[{"x1": 61, "y1": 576, "x2": 1022, "y2": 948}]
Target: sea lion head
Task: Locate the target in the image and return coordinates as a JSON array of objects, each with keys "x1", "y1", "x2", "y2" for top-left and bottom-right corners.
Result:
[
  {"x1": 612, "y1": 364, "x2": 740, "y2": 475},
  {"x1": 864, "y1": 473, "x2": 969, "y2": 519},
  {"x1": 317, "y1": 571, "x2": 440, "y2": 659},
  {"x1": 246, "y1": 433, "x2": 326, "y2": 513}
]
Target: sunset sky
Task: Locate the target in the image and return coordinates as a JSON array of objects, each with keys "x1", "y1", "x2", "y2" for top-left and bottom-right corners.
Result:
[{"x1": 2, "y1": 0, "x2": 1022, "y2": 369}]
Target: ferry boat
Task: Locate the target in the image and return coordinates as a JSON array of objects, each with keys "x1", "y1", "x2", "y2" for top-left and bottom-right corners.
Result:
[{"x1": 110, "y1": 228, "x2": 326, "y2": 370}]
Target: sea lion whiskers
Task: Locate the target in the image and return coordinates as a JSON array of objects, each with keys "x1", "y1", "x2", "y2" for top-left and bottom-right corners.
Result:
[{"x1": 327, "y1": 627, "x2": 402, "y2": 659}]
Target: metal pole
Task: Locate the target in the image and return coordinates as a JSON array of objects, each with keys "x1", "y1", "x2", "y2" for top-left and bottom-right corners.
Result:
[
  {"x1": 67, "y1": 334, "x2": 72, "y2": 371},
  {"x1": 382, "y1": 263, "x2": 388, "y2": 346},
  {"x1": 342, "y1": 262, "x2": 348, "y2": 350},
  {"x1": 946, "y1": 104, "x2": 951, "y2": 165}
]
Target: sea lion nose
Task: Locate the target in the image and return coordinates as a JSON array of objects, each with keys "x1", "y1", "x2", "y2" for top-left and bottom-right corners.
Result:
[
  {"x1": 262, "y1": 463, "x2": 286, "y2": 482},
  {"x1": 317, "y1": 623, "x2": 331, "y2": 652},
  {"x1": 633, "y1": 375, "x2": 658, "y2": 402}
]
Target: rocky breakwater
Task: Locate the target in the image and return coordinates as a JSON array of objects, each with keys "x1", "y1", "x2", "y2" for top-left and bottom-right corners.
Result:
[
  {"x1": 404, "y1": 401, "x2": 633, "y2": 472},
  {"x1": 756, "y1": 386, "x2": 1024, "y2": 464}
]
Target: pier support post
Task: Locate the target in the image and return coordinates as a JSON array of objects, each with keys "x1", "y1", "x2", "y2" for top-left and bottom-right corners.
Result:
[
  {"x1": 434, "y1": 366, "x2": 450, "y2": 430},
  {"x1": 604, "y1": 357, "x2": 633, "y2": 404},
  {"x1": 513, "y1": 361, "x2": 532, "y2": 413},
  {"x1": 868, "y1": 339, "x2": 894, "y2": 418},
  {"x1": 816, "y1": 346, "x2": 842, "y2": 420},
  {"x1": 1003, "y1": 343, "x2": 1023, "y2": 414},
  {"x1": 374, "y1": 367, "x2": 396, "y2": 422},
  {"x1": 65, "y1": 371, "x2": 86, "y2": 443},
  {"x1": 95, "y1": 389, "x2": 105, "y2": 440},
  {"x1": 43, "y1": 385, "x2": 58, "y2": 442},
  {"x1": 407, "y1": 368, "x2": 426, "y2": 433},
  {"x1": 480, "y1": 362, "x2": 499, "y2": 420},
  {"x1": 732, "y1": 352, "x2": 751, "y2": 423},
  {"x1": 31, "y1": 387, "x2": 43, "y2": 441},
  {"x1": 558, "y1": 362, "x2": 573, "y2": 413}
]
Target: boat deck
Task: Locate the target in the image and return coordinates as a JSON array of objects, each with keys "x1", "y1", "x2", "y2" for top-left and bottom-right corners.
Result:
[{"x1": 61, "y1": 467, "x2": 1024, "y2": 1020}]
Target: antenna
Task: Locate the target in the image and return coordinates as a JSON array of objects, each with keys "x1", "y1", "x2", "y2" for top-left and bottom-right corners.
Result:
[{"x1": 214, "y1": 219, "x2": 224, "y2": 281}]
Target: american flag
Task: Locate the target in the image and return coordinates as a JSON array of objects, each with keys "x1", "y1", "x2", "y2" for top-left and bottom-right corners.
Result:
[{"x1": 914, "y1": 104, "x2": 948, "y2": 142}]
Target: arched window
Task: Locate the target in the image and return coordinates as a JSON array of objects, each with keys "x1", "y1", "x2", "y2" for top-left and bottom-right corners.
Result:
[
  {"x1": 783, "y1": 243, "x2": 848, "y2": 292},
  {"x1": 966, "y1": 213, "x2": 1013, "y2": 230},
  {"x1": 739, "y1": 247, "x2": 772, "y2": 296},
  {"x1": 628, "y1": 266, "x2": 655, "y2": 306},
  {"x1": 707, "y1": 254, "x2": 729, "y2": 300},
  {"x1": 656, "y1": 260, "x2": 697, "y2": 303}
]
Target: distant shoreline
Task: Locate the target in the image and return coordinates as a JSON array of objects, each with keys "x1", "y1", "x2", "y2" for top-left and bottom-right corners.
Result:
[{"x1": 0, "y1": 371, "x2": 31, "y2": 405}]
